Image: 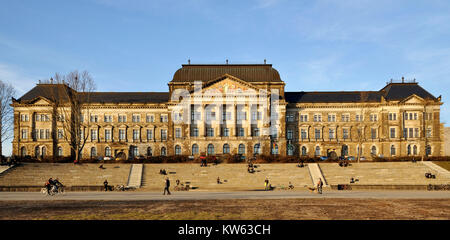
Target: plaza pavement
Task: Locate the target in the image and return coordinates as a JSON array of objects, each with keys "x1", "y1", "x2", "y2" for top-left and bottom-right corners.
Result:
[{"x1": 1, "y1": 190, "x2": 450, "y2": 201}]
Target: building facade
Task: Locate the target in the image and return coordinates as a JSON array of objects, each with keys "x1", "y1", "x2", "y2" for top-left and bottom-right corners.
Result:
[{"x1": 12, "y1": 63, "x2": 444, "y2": 160}]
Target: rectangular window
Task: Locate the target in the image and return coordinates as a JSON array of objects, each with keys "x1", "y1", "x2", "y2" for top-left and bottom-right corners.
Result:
[
  {"x1": 426, "y1": 127, "x2": 432, "y2": 138},
  {"x1": 356, "y1": 114, "x2": 363, "y2": 122},
  {"x1": 409, "y1": 128, "x2": 413, "y2": 138},
  {"x1": 414, "y1": 113, "x2": 418, "y2": 120},
  {"x1": 119, "y1": 129, "x2": 126, "y2": 140},
  {"x1": 237, "y1": 112, "x2": 247, "y2": 121},
  {"x1": 287, "y1": 129, "x2": 293, "y2": 140},
  {"x1": 91, "y1": 129, "x2": 97, "y2": 141},
  {"x1": 343, "y1": 129, "x2": 349, "y2": 139},
  {"x1": 222, "y1": 128, "x2": 229, "y2": 137},
  {"x1": 341, "y1": 114, "x2": 349, "y2": 122},
  {"x1": 118, "y1": 115, "x2": 126, "y2": 123},
  {"x1": 147, "y1": 129, "x2": 153, "y2": 140},
  {"x1": 300, "y1": 114, "x2": 308, "y2": 122},
  {"x1": 21, "y1": 114, "x2": 29, "y2": 122},
  {"x1": 314, "y1": 114, "x2": 321, "y2": 122},
  {"x1": 21, "y1": 129, "x2": 28, "y2": 139},
  {"x1": 133, "y1": 129, "x2": 139, "y2": 140},
  {"x1": 287, "y1": 114, "x2": 295, "y2": 122},
  {"x1": 105, "y1": 129, "x2": 111, "y2": 141},
  {"x1": 192, "y1": 112, "x2": 201, "y2": 121},
  {"x1": 90, "y1": 115, "x2": 98, "y2": 123},
  {"x1": 238, "y1": 127, "x2": 245, "y2": 137},
  {"x1": 328, "y1": 114, "x2": 336, "y2": 122},
  {"x1": 389, "y1": 113, "x2": 397, "y2": 121},
  {"x1": 146, "y1": 115, "x2": 154, "y2": 123},
  {"x1": 329, "y1": 129, "x2": 334, "y2": 139},
  {"x1": 315, "y1": 129, "x2": 321, "y2": 139},
  {"x1": 414, "y1": 128, "x2": 419, "y2": 138},
  {"x1": 222, "y1": 112, "x2": 232, "y2": 121},
  {"x1": 390, "y1": 128, "x2": 396, "y2": 138},
  {"x1": 161, "y1": 129, "x2": 167, "y2": 140},
  {"x1": 173, "y1": 112, "x2": 182, "y2": 121},
  {"x1": 104, "y1": 115, "x2": 112, "y2": 122},
  {"x1": 253, "y1": 128, "x2": 260, "y2": 137},
  {"x1": 160, "y1": 115, "x2": 168, "y2": 123},
  {"x1": 192, "y1": 127, "x2": 199, "y2": 137},
  {"x1": 371, "y1": 128, "x2": 376, "y2": 139},
  {"x1": 132, "y1": 115, "x2": 141, "y2": 123},
  {"x1": 301, "y1": 129, "x2": 307, "y2": 140},
  {"x1": 175, "y1": 128, "x2": 181, "y2": 138},
  {"x1": 206, "y1": 127, "x2": 214, "y2": 137},
  {"x1": 370, "y1": 114, "x2": 377, "y2": 122},
  {"x1": 58, "y1": 129, "x2": 64, "y2": 139}
]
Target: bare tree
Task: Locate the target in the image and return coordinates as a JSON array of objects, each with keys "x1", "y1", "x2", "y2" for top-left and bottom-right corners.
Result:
[
  {"x1": 0, "y1": 80, "x2": 16, "y2": 157},
  {"x1": 355, "y1": 92, "x2": 373, "y2": 163},
  {"x1": 42, "y1": 71, "x2": 96, "y2": 162}
]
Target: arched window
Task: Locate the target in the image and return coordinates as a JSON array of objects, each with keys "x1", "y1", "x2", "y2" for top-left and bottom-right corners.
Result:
[
  {"x1": 371, "y1": 146, "x2": 376, "y2": 155},
  {"x1": 315, "y1": 146, "x2": 320, "y2": 156},
  {"x1": 192, "y1": 144, "x2": 199, "y2": 155},
  {"x1": 105, "y1": 147, "x2": 111, "y2": 157},
  {"x1": 161, "y1": 147, "x2": 166, "y2": 156},
  {"x1": 57, "y1": 147, "x2": 63, "y2": 157},
  {"x1": 341, "y1": 145, "x2": 348, "y2": 156},
  {"x1": 426, "y1": 145, "x2": 432, "y2": 156},
  {"x1": 391, "y1": 145, "x2": 396, "y2": 156},
  {"x1": 223, "y1": 144, "x2": 230, "y2": 154},
  {"x1": 91, "y1": 147, "x2": 97, "y2": 157},
  {"x1": 301, "y1": 146, "x2": 307, "y2": 156},
  {"x1": 271, "y1": 144, "x2": 278, "y2": 155},
  {"x1": 407, "y1": 144, "x2": 411, "y2": 155},
  {"x1": 147, "y1": 147, "x2": 152, "y2": 157},
  {"x1": 287, "y1": 145, "x2": 294, "y2": 156},
  {"x1": 413, "y1": 145, "x2": 418, "y2": 155},
  {"x1": 207, "y1": 144, "x2": 214, "y2": 155},
  {"x1": 175, "y1": 145, "x2": 181, "y2": 155},
  {"x1": 35, "y1": 146, "x2": 40, "y2": 158},
  {"x1": 254, "y1": 144, "x2": 260, "y2": 154},
  {"x1": 21, "y1": 147, "x2": 27, "y2": 157},
  {"x1": 238, "y1": 144, "x2": 245, "y2": 154}
]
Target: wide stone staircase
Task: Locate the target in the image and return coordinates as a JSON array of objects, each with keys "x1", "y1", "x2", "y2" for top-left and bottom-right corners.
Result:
[
  {"x1": 320, "y1": 162, "x2": 450, "y2": 186},
  {"x1": 0, "y1": 163, "x2": 130, "y2": 187},
  {"x1": 139, "y1": 163, "x2": 312, "y2": 191}
]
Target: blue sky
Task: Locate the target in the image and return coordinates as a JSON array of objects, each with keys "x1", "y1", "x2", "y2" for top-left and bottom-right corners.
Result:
[{"x1": 1, "y1": 0, "x2": 450, "y2": 155}]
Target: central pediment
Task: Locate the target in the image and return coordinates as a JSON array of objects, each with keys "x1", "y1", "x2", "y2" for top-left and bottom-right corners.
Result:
[{"x1": 199, "y1": 74, "x2": 262, "y2": 94}]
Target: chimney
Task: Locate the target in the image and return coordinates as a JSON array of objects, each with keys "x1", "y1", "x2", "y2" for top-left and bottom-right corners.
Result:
[
  {"x1": 264, "y1": 59, "x2": 266, "y2": 64},
  {"x1": 188, "y1": 59, "x2": 191, "y2": 65},
  {"x1": 226, "y1": 59, "x2": 228, "y2": 64},
  {"x1": 402, "y1": 76, "x2": 404, "y2": 83}
]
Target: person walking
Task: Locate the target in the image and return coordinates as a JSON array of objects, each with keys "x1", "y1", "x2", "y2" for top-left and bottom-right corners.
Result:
[
  {"x1": 264, "y1": 178, "x2": 270, "y2": 191},
  {"x1": 317, "y1": 178, "x2": 323, "y2": 194},
  {"x1": 103, "y1": 179, "x2": 109, "y2": 191},
  {"x1": 163, "y1": 178, "x2": 171, "y2": 195}
]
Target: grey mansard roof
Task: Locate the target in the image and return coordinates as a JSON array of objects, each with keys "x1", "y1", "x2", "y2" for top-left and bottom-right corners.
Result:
[
  {"x1": 14, "y1": 80, "x2": 438, "y2": 105},
  {"x1": 15, "y1": 84, "x2": 170, "y2": 104},
  {"x1": 171, "y1": 64, "x2": 282, "y2": 83},
  {"x1": 285, "y1": 82, "x2": 438, "y2": 103}
]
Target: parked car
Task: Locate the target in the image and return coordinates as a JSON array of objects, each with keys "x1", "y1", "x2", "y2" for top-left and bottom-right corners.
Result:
[
  {"x1": 347, "y1": 156, "x2": 356, "y2": 161},
  {"x1": 319, "y1": 156, "x2": 328, "y2": 161},
  {"x1": 360, "y1": 156, "x2": 366, "y2": 161}
]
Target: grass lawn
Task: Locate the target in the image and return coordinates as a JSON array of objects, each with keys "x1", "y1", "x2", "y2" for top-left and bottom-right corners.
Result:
[{"x1": 433, "y1": 161, "x2": 450, "y2": 171}]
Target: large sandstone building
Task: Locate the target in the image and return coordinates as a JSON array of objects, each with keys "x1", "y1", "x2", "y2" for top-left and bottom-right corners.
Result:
[{"x1": 12, "y1": 63, "x2": 444, "y2": 160}]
